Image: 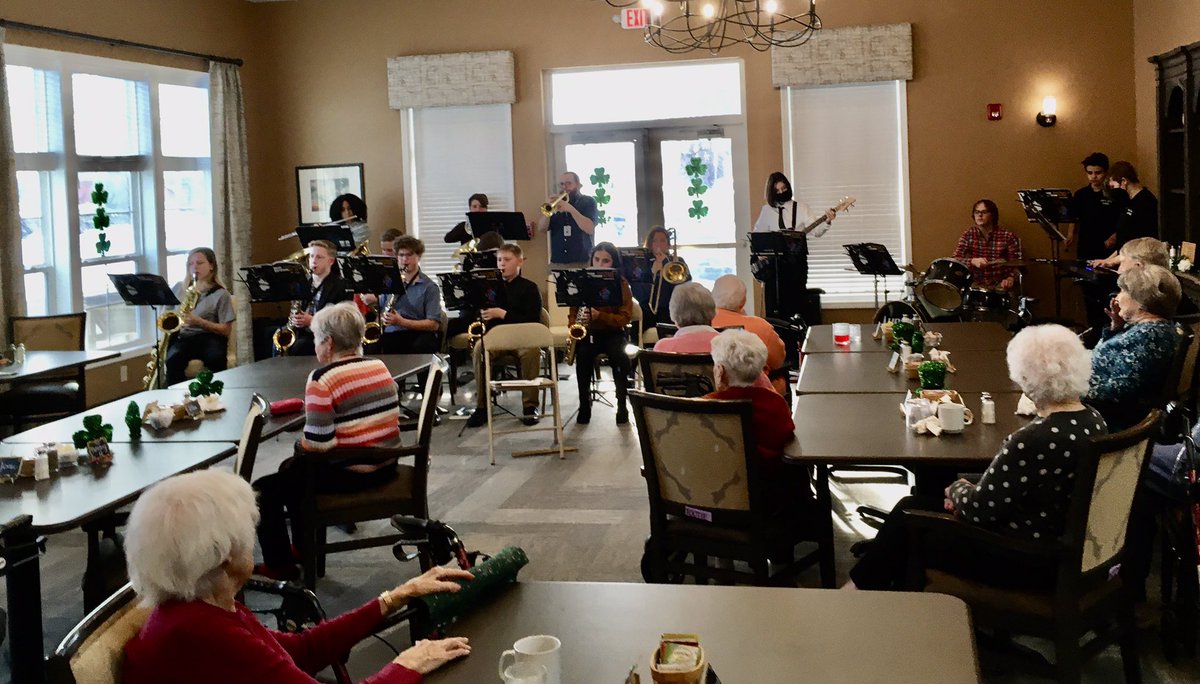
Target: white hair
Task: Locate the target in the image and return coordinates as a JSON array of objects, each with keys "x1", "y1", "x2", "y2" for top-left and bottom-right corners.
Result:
[
  {"x1": 1006, "y1": 324, "x2": 1093, "y2": 406},
  {"x1": 711, "y1": 275, "x2": 746, "y2": 312},
  {"x1": 711, "y1": 328, "x2": 768, "y2": 387},
  {"x1": 312, "y1": 302, "x2": 365, "y2": 353},
  {"x1": 669, "y1": 282, "x2": 717, "y2": 328},
  {"x1": 1119, "y1": 264, "x2": 1181, "y2": 319},
  {"x1": 125, "y1": 470, "x2": 259, "y2": 606}
]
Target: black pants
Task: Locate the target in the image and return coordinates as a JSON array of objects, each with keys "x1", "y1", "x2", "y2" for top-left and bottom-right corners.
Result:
[
  {"x1": 849, "y1": 495, "x2": 1055, "y2": 591},
  {"x1": 764, "y1": 255, "x2": 808, "y2": 320},
  {"x1": 380, "y1": 330, "x2": 439, "y2": 355},
  {"x1": 165, "y1": 333, "x2": 229, "y2": 385},
  {"x1": 253, "y1": 457, "x2": 397, "y2": 569},
  {"x1": 575, "y1": 330, "x2": 630, "y2": 411},
  {"x1": 273, "y1": 328, "x2": 315, "y2": 357}
]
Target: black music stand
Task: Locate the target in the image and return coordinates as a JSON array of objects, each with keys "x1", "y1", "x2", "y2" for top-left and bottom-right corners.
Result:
[
  {"x1": 296, "y1": 224, "x2": 357, "y2": 254},
  {"x1": 551, "y1": 268, "x2": 623, "y2": 308},
  {"x1": 467, "y1": 212, "x2": 530, "y2": 241},
  {"x1": 618, "y1": 247, "x2": 654, "y2": 285},
  {"x1": 844, "y1": 243, "x2": 905, "y2": 309},
  {"x1": 1018, "y1": 188, "x2": 1074, "y2": 318},
  {"x1": 338, "y1": 256, "x2": 404, "y2": 296},
  {"x1": 749, "y1": 232, "x2": 804, "y2": 320},
  {"x1": 109, "y1": 273, "x2": 180, "y2": 389},
  {"x1": 238, "y1": 262, "x2": 311, "y2": 303},
  {"x1": 463, "y1": 250, "x2": 498, "y2": 271},
  {"x1": 438, "y1": 269, "x2": 506, "y2": 312}
]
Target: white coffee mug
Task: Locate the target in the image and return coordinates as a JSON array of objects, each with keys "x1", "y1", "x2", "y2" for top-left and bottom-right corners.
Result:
[
  {"x1": 498, "y1": 635, "x2": 561, "y2": 684},
  {"x1": 938, "y1": 402, "x2": 966, "y2": 433},
  {"x1": 502, "y1": 662, "x2": 547, "y2": 684}
]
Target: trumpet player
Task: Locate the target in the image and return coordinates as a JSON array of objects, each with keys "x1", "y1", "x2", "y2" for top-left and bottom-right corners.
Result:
[
  {"x1": 570, "y1": 243, "x2": 633, "y2": 425},
  {"x1": 466, "y1": 243, "x2": 544, "y2": 428},
  {"x1": 164, "y1": 247, "x2": 235, "y2": 385},
  {"x1": 537, "y1": 172, "x2": 598, "y2": 267},
  {"x1": 378, "y1": 236, "x2": 441, "y2": 354},
  {"x1": 273, "y1": 239, "x2": 353, "y2": 357}
]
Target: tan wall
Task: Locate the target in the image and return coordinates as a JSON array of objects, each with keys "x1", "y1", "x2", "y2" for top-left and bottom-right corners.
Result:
[{"x1": 1133, "y1": 0, "x2": 1200, "y2": 193}]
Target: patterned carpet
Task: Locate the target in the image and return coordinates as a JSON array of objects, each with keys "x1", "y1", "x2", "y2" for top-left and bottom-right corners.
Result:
[{"x1": 4, "y1": 369, "x2": 1200, "y2": 682}]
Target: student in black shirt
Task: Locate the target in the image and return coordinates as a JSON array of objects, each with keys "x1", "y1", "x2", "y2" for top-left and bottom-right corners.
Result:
[
  {"x1": 273, "y1": 239, "x2": 353, "y2": 357},
  {"x1": 1108, "y1": 160, "x2": 1159, "y2": 249},
  {"x1": 1068, "y1": 153, "x2": 1127, "y2": 332},
  {"x1": 466, "y1": 242, "x2": 545, "y2": 427}
]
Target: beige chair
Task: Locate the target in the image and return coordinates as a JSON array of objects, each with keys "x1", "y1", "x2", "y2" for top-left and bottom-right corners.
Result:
[
  {"x1": 45, "y1": 583, "x2": 150, "y2": 684},
  {"x1": 233, "y1": 393, "x2": 271, "y2": 483},
  {"x1": 482, "y1": 322, "x2": 573, "y2": 465},
  {"x1": 545, "y1": 286, "x2": 571, "y2": 356},
  {"x1": 638, "y1": 350, "x2": 716, "y2": 397},
  {"x1": 1, "y1": 313, "x2": 88, "y2": 431}
]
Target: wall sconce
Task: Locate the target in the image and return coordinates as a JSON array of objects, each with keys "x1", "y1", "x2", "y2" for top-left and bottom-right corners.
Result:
[{"x1": 1036, "y1": 96, "x2": 1057, "y2": 127}]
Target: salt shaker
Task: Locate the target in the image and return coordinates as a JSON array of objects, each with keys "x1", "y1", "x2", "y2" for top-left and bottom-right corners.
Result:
[
  {"x1": 980, "y1": 392, "x2": 996, "y2": 424},
  {"x1": 15, "y1": 343, "x2": 26, "y2": 364},
  {"x1": 34, "y1": 450, "x2": 50, "y2": 480}
]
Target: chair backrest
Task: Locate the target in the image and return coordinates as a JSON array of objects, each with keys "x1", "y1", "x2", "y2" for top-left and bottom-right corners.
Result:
[
  {"x1": 47, "y1": 583, "x2": 149, "y2": 684},
  {"x1": 414, "y1": 365, "x2": 445, "y2": 448},
  {"x1": 1067, "y1": 410, "x2": 1161, "y2": 577},
  {"x1": 438, "y1": 310, "x2": 450, "y2": 354},
  {"x1": 638, "y1": 350, "x2": 715, "y2": 397},
  {"x1": 11, "y1": 313, "x2": 86, "y2": 351},
  {"x1": 629, "y1": 389, "x2": 763, "y2": 529},
  {"x1": 1176, "y1": 320, "x2": 1200, "y2": 404},
  {"x1": 629, "y1": 297, "x2": 645, "y2": 348},
  {"x1": 483, "y1": 322, "x2": 553, "y2": 352},
  {"x1": 1161, "y1": 322, "x2": 1194, "y2": 405},
  {"x1": 656, "y1": 323, "x2": 678, "y2": 340},
  {"x1": 233, "y1": 393, "x2": 270, "y2": 483}
]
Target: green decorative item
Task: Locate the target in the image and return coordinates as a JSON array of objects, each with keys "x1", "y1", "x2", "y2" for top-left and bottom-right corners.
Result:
[
  {"x1": 90, "y1": 182, "x2": 112, "y2": 257},
  {"x1": 413, "y1": 546, "x2": 529, "y2": 638},
  {"x1": 918, "y1": 361, "x2": 948, "y2": 390},
  {"x1": 72, "y1": 414, "x2": 114, "y2": 449},
  {"x1": 685, "y1": 156, "x2": 709, "y2": 219},
  {"x1": 890, "y1": 321, "x2": 915, "y2": 353},
  {"x1": 589, "y1": 167, "x2": 611, "y2": 226},
  {"x1": 188, "y1": 370, "x2": 225, "y2": 397},
  {"x1": 910, "y1": 330, "x2": 924, "y2": 354},
  {"x1": 125, "y1": 401, "x2": 142, "y2": 440}
]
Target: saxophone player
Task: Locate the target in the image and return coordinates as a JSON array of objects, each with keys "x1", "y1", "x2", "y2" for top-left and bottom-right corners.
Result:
[
  {"x1": 273, "y1": 239, "x2": 353, "y2": 357},
  {"x1": 570, "y1": 242, "x2": 633, "y2": 425},
  {"x1": 378, "y1": 235, "x2": 442, "y2": 354},
  {"x1": 164, "y1": 248, "x2": 236, "y2": 385}
]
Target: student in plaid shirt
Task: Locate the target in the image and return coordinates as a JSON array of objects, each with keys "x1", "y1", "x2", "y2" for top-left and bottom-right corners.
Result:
[{"x1": 952, "y1": 198, "x2": 1023, "y2": 290}]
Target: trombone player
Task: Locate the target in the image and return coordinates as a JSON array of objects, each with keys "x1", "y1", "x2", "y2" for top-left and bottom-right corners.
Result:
[
  {"x1": 164, "y1": 247, "x2": 236, "y2": 385},
  {"x1": 537, "y1": 172, "x2": 598, "y2": 267},
  {"x1": 273, "y1": 239, "x2": 353, "y2": 357},
  {"x1": 631, "y1": 226, "x2": 691, "y2": 337}
]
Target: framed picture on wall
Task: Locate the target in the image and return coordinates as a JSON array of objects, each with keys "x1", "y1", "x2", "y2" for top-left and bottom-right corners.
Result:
[{"x1": 295, "y1": 163, "x2": 365, "y2": 224}]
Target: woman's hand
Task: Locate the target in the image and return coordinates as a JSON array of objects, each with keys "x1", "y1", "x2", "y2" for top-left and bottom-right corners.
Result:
[
  {"x1": 392, "y1": 637, "x2": 471, "y2": 675},
  {"x1": 1105, "y1": 296, "x2": 1125, "y2": 330},
  {"x1": 396, "y1": 566, "x2": 474, "y2": 601}
]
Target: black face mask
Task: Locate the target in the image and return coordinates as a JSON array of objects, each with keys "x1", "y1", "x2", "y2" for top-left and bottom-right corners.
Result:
[{"x1": 771, "y1": 188, "x2": 793, "y2": 207}]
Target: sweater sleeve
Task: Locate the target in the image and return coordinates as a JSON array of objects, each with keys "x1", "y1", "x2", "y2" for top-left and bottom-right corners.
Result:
[
  {"x1": 300, "y1": 373, "x2": 336, "y2": 451},
  {"x1": 952, "y1": 230, "x2": 971, "y2": 261},
  {"x1": 271, "y1": 600, "x2": 421, "y2": 683},
  {"x1": 1088, "y1": 326, "x2": 1154, "y2": 403},
  {"x1": 948, "y1": 431, "x2": 1030, "y2": 525}
]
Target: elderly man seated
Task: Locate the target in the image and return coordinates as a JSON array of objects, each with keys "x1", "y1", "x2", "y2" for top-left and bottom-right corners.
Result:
[
  {"x1": 654, "y1": 282, "x2": 773, "y2": 391},
  {"x1": 124, "y1": 470, "x2": 472, "y2": 683},
  {"x1": 711, "y1": 274, "x2": 787, "y2": 395},
  {"x1": 706, "y1": 329, "x2": 808, "y2": 515},
  {"x1": 253, "y1": 303, "x2": 402, "y2": 580}
]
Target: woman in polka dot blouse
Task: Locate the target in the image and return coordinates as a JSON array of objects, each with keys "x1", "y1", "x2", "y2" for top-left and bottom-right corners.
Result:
[{"x1": 846, "y1": 324, "x2": 1105, "y2": 591}]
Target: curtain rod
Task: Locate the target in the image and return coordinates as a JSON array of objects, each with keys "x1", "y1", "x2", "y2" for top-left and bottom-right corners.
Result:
[{"x1": 0, "y1": 18, "x2": 243, "y2": 67}]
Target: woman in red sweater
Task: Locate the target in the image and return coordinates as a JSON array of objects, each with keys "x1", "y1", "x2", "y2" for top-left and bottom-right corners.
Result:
[{"x1": 123, "y1": 470, "x2": 471, "y2": 684}]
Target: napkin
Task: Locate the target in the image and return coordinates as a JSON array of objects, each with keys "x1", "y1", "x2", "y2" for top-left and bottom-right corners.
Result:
[
  {"x1": 913, "y1": 415, "x2": 944, "y2": 436},
  {"x1": 928, "y1": 349, "x2": 957, "y2": 373},
  {"x1": 1016, "y1": 393, "x2": 1038, "y2": 416}
]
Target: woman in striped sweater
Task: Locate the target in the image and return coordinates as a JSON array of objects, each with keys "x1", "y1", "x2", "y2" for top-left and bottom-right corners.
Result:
[{"x1": 254, "y1": 303, "x2": 401, "y2": 579}]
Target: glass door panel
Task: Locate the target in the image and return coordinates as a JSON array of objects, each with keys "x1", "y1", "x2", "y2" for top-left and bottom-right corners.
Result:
[
  {"x1": 563, "y1": 141, "x2": 639, "y2": 247},
  {"x1": 659, "y1": 137, "x2": 734, "y2": 246}
]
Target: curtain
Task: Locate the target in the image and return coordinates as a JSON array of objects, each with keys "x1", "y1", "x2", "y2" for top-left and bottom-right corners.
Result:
[
  {"x1": 208, "y1": 62, "x2": 253, "y2": 364},
  {"x1": 0, "y1": 27, "x2": 28, "y2": 347}
]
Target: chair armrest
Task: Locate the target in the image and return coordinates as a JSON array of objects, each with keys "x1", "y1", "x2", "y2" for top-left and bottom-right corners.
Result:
[{"x1": 903, "y1": 510, "x2": 1060, "y2": 558}]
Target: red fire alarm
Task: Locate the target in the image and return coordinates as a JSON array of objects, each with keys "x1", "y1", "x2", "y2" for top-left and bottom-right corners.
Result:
[{"x1": 987, "y1": 103, "x2": 1003, "y2": 121}]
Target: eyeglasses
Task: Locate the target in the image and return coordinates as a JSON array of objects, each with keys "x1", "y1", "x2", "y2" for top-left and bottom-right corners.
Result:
[{"x1": 973, "y1": 210, "x2": 991, "y2": 215}]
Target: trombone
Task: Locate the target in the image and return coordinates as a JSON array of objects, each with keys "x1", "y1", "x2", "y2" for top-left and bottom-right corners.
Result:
[
  {"x1": 649, "y1": 227, "x2": 691, "y2": 315},
  {"x1": 540, "y1": 191, "x2": 570, "y2": 217}
]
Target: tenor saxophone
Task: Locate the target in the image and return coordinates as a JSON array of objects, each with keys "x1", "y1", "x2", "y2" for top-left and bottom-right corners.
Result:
[
  {"x1": 564, "y1": 306, "x2": 590, "y2": 366},
  {"x1": 143, "y1": 283, "x2": 201, "y2": 389},
  {"x1": 272, "y1": 299, "x2": 303, "y2": 355}
]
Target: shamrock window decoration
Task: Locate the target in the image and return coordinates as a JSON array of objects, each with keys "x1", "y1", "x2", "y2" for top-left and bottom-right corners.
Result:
[
  {"x1": 590, "y1": 167, "x2": 611, "y2": 226},
  {"x1": 685, "y1": 157, "x2": 709, "y2": 220},
  {"x1": 91, "y1": 182, "x2": 112, "y2": 257}
]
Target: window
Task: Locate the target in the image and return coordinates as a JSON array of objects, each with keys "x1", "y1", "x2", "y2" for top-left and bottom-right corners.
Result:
[
  {"x1": 6, "y1": 46, "x2": 213, "y2": 350},
  {"x1": 402, "y1": 104, "x2": 515, "y2": 280},
  {"x1": 783, "y1": 80, "x2": 911, "y2": 306},
  {"x1": 551, "y1": 61, "x2": 742, "y2": 126}
]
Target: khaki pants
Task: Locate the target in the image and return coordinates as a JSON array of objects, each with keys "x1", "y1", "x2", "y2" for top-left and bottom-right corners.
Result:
[{"x1": 473, "y1": 344, "x2": 541, "y2": 410}]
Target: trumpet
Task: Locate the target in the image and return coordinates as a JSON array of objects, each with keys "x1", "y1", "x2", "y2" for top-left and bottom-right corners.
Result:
[
  {"x1": 649, "y1": 228, "x2": 691, "y2": 315},
  {"x1": 564, "y1": 306, "x2": 590, "y2": 366},
  {"x1": 540, "y1": 191, "x2": 570, "y2": 217}
]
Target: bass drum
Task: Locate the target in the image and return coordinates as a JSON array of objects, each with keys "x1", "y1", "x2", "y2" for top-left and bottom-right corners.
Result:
[
  {"x1": 917, "y1": 258, "x2": 973, "y2": 318},
  {"x1": 873, "y1": 300, "x2": 929, "y2": 324}
]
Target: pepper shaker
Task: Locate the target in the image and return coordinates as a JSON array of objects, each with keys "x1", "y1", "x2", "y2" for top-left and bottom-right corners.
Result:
[{"x1": 980, "y1": 392, "x2": 996, "y2": 424}]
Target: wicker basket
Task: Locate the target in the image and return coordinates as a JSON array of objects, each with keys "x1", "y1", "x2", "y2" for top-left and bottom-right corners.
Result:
[{"x1": 650, "y1": 647, "x2": 706, "y2": 684}]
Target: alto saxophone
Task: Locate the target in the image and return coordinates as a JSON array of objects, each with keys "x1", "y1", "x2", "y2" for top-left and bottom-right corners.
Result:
[
  {"x1": 143, "y1": 283, "x2": 201, "y2": 389},
  {"x1": 363, "y1": 295, "x2": 390, "y2": 346},
  {"x1": 272, "y1": 299, "x2": 303, "y2": 355},
  {"x1": 564, "y1": 306, "x2": 590, "y2": 366}
]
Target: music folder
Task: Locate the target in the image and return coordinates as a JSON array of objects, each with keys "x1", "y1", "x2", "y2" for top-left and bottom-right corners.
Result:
[
  {"x1": 296, "y1": 223, "x2": 357, "y2": 254},
  {"x1": 437, "y1": 269, "x2": 507, "y2": 311},
  {"x1": 239, "y1": 261, "x2": 311, "y2": 303},
  {"x1": 466, "y1": 211, "x2": 530, "y2": 241},
  {"x1": 551, "y1": 268, "x2": 623, "y2": 308},
  {"x1": 618, "y1": 247, "x2": 654, "y2": 284},
  {"x1": 107, "y1": 273, "x2": 180, "y2": 307},
  {"x1": 338, "y1": 255, "x2": 405, "y2": 296}
]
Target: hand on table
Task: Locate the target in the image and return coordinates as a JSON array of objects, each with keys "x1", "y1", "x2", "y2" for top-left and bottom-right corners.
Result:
[
  {"x1": 393, "y1": 637, "x2": 471, "y2": 675},
  {"x1": 394, "y1": 565, "x2": 475, "y2": 600}
]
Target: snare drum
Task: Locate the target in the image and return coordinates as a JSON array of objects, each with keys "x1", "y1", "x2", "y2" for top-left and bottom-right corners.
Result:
[
  {"x1": 917, "y1": 258, "x2": 973, "y2": 317},
  {"x1": 965, "y1": 287, "x2": 1010, "y2": 312}
]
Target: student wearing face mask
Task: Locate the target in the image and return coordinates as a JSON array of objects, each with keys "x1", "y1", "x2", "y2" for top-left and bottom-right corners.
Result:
[{"x1": 751, "y1": 171, "x2": 836, "y2": 319}]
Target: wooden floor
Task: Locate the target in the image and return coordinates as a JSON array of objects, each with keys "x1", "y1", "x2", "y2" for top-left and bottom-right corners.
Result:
[{"x1": 5, "y1": 369, "x2": 1200, "y2": 683}]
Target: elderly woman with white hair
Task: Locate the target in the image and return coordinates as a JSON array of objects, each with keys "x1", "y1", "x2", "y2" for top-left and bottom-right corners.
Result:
[
  {"x1": 254, "y1": 303, "x2": 402, "y2": 580},
  {"x1": 1086, "y1": 264, "x2": 1180, "y2": 432},
  {"x1": 846, "y1": 324, "x2": 1106, "y2": 591},
  {"x1": 123, "y1": 470, "x2": 471, "y2": 683}
]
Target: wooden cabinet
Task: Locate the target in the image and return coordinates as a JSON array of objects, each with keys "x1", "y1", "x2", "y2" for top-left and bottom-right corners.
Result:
[{"x1": 1152, "y1": 40, "x2": 1200, "y2": 244}]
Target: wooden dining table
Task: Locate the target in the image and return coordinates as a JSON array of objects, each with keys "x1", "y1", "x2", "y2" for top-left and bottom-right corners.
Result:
[
  {"x1": 802, "y1": 321, "x2": 1010, "y2": 354},
  {"x1": 796, "y1": 349, "x2": 1020, "y2": 395}
]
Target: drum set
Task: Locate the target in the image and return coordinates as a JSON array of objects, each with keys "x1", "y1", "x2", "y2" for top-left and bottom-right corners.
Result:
[{"x1": 875, "y1": 257, "x2": 1034, "y2": 329}]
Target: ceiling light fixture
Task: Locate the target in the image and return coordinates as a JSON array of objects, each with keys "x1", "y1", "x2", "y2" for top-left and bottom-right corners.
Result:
[{"x1": 605, "y1": 0, "x2": 822, "y2": 54}]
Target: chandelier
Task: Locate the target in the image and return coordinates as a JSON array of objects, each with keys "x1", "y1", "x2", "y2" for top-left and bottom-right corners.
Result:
[{"x1": 603, "y1": 0, "x2": 822, "y2": 53}]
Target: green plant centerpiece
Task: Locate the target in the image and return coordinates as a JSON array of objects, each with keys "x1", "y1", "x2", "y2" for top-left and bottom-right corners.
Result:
[
  {"x1": 889, "y1": 321, "x2": 916, "y2": 353},
  {"x1": 73, "y1": 414, "x2": 115, "y2": 466},
  {"x1": 589, "y1": 167, "x2": 611, "y2": 227},
  {"x1": 918, "y1": 361, "x2": 948, "y2": 390},
  {"x1": 91, "y1": 182, "x2": 112, "y2": 257},
  {"x1": 685, "y1": 157, "x2": 709, "y2": 220},
  {"x1": 189, "y1": 369, "x2": 226, "y2": 412},
  {"x1": 125, "y1": 401, "x2": 142, "y2": 440}
]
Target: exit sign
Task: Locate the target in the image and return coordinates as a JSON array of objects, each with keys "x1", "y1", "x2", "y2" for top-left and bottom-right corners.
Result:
[{"x1": 621, "y1": 8, "x2": 651, "y2": 29}]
